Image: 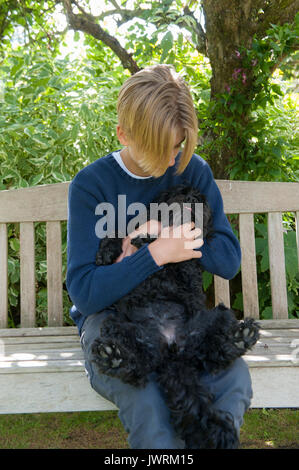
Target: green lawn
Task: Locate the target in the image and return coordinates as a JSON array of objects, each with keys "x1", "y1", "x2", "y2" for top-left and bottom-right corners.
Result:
[{"x1": 0, "y1": 409, "x2": 298, "y2": 449}]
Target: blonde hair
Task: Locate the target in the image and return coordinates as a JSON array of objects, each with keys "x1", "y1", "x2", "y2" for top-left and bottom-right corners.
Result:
[{"x1": 117, "y1": 64, "x2": 198, "y2": 177}]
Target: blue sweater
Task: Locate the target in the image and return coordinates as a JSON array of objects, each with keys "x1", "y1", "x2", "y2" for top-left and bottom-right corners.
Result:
[{"x1": 66, "y1": 151, "x2": 241, "y2": 333}]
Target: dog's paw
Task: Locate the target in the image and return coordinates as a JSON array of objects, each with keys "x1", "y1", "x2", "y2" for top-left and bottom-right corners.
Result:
[
  {"x1": 206, "y1": 413, "x2": 239, "y2": 449},
  {"x1": 91, "y1": 337, "x2": 150, "y2": 388},
  {"x1": 233, "y1": 318, "x2": 260, "y2": 352},
  {"x1": 191, "y1": 411, "x2": 239, "y2": 449},
  {"x1": 91, "y1": 339, "x2": 123, "y2": 370}
]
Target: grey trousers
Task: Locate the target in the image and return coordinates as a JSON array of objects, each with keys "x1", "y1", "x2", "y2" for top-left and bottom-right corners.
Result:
[{"x1": 80, "y1": 309, "x2": 253, "y2": 449}]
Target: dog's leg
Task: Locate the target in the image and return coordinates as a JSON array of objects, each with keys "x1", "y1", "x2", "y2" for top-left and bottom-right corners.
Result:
[
  {"x1": 157, "y1": 360, "x2": 239, "y2": 449},
  {"x1": 157, "y1": 359, "x2": 212, "y2": 447},
  {"x1": 184, "y1": 304, "x2": 260, "y2": 374},
  {"x1": 192, "y1": 408, "x2": 239, "y2": 449},
  {"x1": 90, "y1": 316, "x2": 156, "y2": 387}
]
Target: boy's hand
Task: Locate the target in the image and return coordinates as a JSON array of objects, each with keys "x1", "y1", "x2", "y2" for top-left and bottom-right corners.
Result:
[
  {"x1": 148, "y1": 222, "x2": 204, "y2": 266},
  {"x1": 128, "y1": 220, "x2": 162, "y2": 240},
  {"x1": 114, "y1": 236, "x2": 138, "y2": 263}
]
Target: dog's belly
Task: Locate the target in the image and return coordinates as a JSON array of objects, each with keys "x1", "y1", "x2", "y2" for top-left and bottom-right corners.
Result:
[
  {"x1": 132, "y1": 300, "x2": 187, "y2": 348},
  {"x1": 160, "y1": 324, "x2": 177, "y2": 344}
]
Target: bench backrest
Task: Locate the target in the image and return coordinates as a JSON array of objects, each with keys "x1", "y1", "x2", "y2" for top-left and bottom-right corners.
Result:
[{"x1": 0, "y1": 180, "x2": 298, "y2": 328}]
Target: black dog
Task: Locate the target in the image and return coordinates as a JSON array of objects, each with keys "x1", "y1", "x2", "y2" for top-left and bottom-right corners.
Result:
[{"x1": 90, "y1": 184, "x2": 260, "y2": 449}]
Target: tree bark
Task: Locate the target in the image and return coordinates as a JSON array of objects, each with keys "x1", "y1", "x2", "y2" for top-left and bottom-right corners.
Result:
[{"x1": 202, "y1": 0, "x2": 298, "y2": 98}]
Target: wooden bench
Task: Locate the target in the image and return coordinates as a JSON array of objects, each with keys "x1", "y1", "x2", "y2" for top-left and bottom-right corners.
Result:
[{"x1": 0, "y1": 180, "x2": 298, "y2": 414}]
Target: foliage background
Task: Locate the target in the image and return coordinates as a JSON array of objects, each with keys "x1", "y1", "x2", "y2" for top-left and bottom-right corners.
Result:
[{"x1": 0, "y1": 3, "x2": 298, "y2": 326}]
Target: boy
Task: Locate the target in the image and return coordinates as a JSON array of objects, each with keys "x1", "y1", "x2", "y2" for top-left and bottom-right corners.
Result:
[{"x1": 66, "y1": 64, "x2": 252, "y2": 449}]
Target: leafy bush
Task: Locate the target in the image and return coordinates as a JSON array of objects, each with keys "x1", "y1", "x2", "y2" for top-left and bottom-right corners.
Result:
[
  {"x1": 0, "y1": 45, "x2": 123, "y2": 326},
  {"x1": 0, "y1": 47, "x2": 123, "y2": 190},
  {"x1": 0, "y1": 38, "x2": 298, "y2": 325}
]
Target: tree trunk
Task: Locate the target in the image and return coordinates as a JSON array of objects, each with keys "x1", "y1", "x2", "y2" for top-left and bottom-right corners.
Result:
[
  {"x1": 201, "y1": 1, "x2": 254, "y2": 178},
  {"x1": 201, "y1": 0, "x2": 298, "y2": 178}
]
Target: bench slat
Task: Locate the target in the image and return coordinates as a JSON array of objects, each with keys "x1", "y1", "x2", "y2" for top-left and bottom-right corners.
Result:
[
  {"x1": 239, "y1": 213, "x2": 259, "y2": 319},
  {"x1": 216, "y1": 181, "x2": 299, "y2": 214},
  {"x1": 268, "y1": 213, "x2": 288, "y2": 319},
  {"x1": 1, "y1": 365, "x2": 298, "y2": 411},
  {"x1": 0, "y1": 182, "x2": 69, "y2": 222},
  {"x1": 0, "y1": 326, "x2": 78, "y2": 336},
  {"x1": 214, "y1": 275, "x2": 230, "y2": 307},
  {"x1": 0, "y1": 320, "x2": 297, "y2": 337},
  {"x1": 46, "y1": 221, "x2": 63, "y2": 326},
  {"x1": 20, "y1": 222, "x2": 36, "y2": 328},
  {"x1": 0, "y1": 181, "x2": 298, "y2": 222},
  {"x1": 0, "y1": 349, "x2": 83, "y2": 362},
  {"x1": 1, "y1": 331, "x2": 297, "y2": 372},
  {"x1": 0, "y1": 341, "x2": 293, "y2": 357},
  {"x1": 4, "y1": 343, "x2": 82, "y2": 352},
  {"x1": 1, "y1": 335, "x2": 80, "y2": 345},
  {"x1": 0, "y1": 371, "x2": 118, "y2": 413},
  {"x1": 0, "y1": 224, "x2": 8, "y2": 328}
]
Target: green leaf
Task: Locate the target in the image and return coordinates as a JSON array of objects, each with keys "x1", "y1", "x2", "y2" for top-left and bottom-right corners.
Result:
[
  {"x1": 284, "y1": 231, "x2": 299, "y2": 280},
  {"x1": 9, "y1": 238, "x2": 20, "y2": 252},
  {"x1": 271, "y1": 146, "x2": 282, "y2": 158},
  {"x1": 255, "y1": 223, "x2": 267, "y2": 238},
  {"x1": 255, "y1": 238, "x2": 269, "y2": 272},
  {"x1": 30, "y1": 174, "x2": 44, "y2": 186},
  {"x1": 202, "y1": 271, "x2": 213, "y2": 290},
  {"x1": 74, "y1": 31, "x2": 80, "y2": 42},
  {"x1": 271, "y1": 84, "x2": 283, "y2": 96},
  {"x1": 51, "y1": 155, "x2": 62, "y2": 167},
  {"x1": 261, "y1": 307, "x2": 272, "y2": 319},
  {"x1": 160, "y1": 31, "x2": 173, "y2": 62},
  {"x1": 48, "y1": 76, "x2": 61, "y2": 89},
  {"x1": 31, "y1": 134, "x2": 49, "y2": 147},
  {"x1": 52, "y1": 171, "x2": 65, "y2": 182},
  {"x1": 232, "y1": 292, "x2": 243, "y2": 311},
  {"x1": 177, "y1": 32, "x2": 183, "y2": 49},
  {"x1": 71, "y1": 122, "x2": 80, "y2": 140},
  {"x1": 24, "y1": 127, "x2": 34, "y2": 137}
]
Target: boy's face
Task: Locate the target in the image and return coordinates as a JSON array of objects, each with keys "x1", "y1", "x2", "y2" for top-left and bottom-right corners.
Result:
[{"x1": 116, "y1": 125, "x2": 185, "y2": 177}]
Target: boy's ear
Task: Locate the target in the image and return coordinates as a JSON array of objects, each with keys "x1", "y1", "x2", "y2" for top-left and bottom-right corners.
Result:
[{"x1": 117, "y1": 125, "x2": 129, "y2": 146}]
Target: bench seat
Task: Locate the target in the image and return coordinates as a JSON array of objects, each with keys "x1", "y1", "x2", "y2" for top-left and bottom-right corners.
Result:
[
  {"x1": 1, "y1": 319, "x2": 298, "y2": 414},
  {"x1": 1, "y1": 179, "x2": 298, "y2": 413}
]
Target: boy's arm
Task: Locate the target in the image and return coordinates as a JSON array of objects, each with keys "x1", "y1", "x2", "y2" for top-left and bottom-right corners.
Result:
[
  {"x1": 192, "y1": 161, "x2": 241, "y2": 280},
  {"x1": 66, "y1": 180, "x2": 163, "y2": 317}
]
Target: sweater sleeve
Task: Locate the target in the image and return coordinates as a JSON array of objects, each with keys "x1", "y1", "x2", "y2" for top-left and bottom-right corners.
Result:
[
  {"x1": 192, "y1": 160, "x2": 241, "y2": 280},
  {"x1": 66, "y1": 179, "x2": 163, "y2": 316}
]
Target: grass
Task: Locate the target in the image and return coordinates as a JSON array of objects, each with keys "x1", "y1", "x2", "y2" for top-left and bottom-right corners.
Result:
[{"x1": 0, "y1": 409, "x2": 298, "y2": 449}]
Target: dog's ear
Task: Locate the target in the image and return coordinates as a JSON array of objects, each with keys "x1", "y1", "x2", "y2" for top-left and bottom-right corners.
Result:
[
  {"x1": 149, "y1": 184, "x2": 214, "y2": 240},
  {"x1": 202, "y1": 200, "x2": 214, "y2": 241},
  {"x1": 178, "y1": 186, "x2": 214, "y2": 241}
]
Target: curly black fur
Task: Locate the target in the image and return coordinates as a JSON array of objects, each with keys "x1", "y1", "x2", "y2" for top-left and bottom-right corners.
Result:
[{"x1": 90, "y1": 184, "x2": 260, "y2": 449}]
